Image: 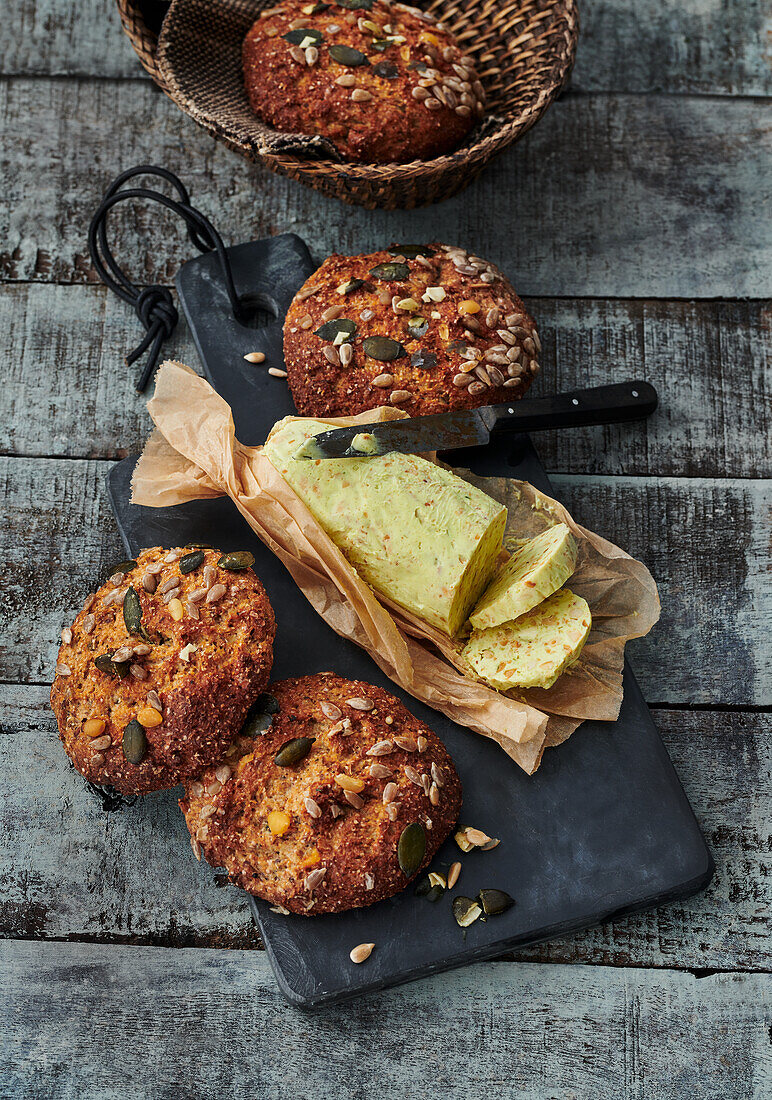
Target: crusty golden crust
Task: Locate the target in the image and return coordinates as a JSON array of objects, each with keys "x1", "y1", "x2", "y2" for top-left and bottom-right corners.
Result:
[
  {"x1": 180, "y1": 673, "x2": 462, "y2": 914},
  {"x1": 50, "y1": 548, "x2": 275, "y2": 795},
  {"x1": 242, "y1": 1, "x2": 482, "y2": 164},
  {"x1": 283, "y1": 243, "x2": 541, "y2": 417}
]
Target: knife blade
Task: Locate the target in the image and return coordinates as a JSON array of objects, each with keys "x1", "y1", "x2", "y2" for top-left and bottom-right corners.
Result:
[{"x1": 293, "y1": 381, "x2": 658, "y2": 460}]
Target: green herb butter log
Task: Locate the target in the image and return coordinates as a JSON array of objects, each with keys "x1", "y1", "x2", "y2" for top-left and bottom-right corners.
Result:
[{"x1": 264, "y1": 418, "x2": 507, "y2": 636}]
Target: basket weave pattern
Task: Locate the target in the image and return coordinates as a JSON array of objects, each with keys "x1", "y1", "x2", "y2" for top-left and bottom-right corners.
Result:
[{"x1": 116, "y1": 0, "x2": 578, "y2": 209}]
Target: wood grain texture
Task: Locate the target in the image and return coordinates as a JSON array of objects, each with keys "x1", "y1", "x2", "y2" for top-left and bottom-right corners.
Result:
[
  {"x1": 2, "y1": 456, "x2": 768, "y2": 704},
  {"x1": 1, "y1": 940, "x2": 769, "y2": 1100},
  {"x1": 1, "y1": 690, "x2": 768, "y2": 971},
  {"x1": 3, "y1": 0, "x2": 771, "y2": 98},
  {"x1": 2, "y1": 283, "x2": 769, "y2": 479},
  {"x1": 0, "y1": 80, "x2": 769, "y2": 297}
]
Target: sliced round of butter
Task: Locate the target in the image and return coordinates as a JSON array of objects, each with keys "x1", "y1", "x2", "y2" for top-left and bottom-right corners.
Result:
[
  {"x1": 463, "y1": 588, "x2": 591, "y2": 691},
  {"x1": 469, "y1": 523, "x2": 578, "y2": 631},
  {"x1": 264, "y1": 418, "x2": 507, "y2": 636}
]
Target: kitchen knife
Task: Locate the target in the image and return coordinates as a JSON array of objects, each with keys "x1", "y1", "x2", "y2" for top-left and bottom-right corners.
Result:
[{"x1": 294, "y1": 381, "x2": 658, "y2": 459}]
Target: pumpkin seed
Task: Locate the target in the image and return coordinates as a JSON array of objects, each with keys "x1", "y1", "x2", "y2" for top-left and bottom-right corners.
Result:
[
  {"x1": 275, "y1": 736, "x2": 315, "y2": 767},
  {"x1": 478, "y1": 889, "x2": 515, "y2": 916},
  {"x1": 179, "y1": 550, "x2": 205, "y2": 574},
  {"x1": 363, "y1": 336, "x2": 405, "y2": 362},
  {"x1": 314, "y1": 317, "x2": 357, "y2": 342},
  {"x1": 307, "y1": 1, "x2": 329, "y2": 11},
  {"x1": 452, "y1": 896, "x2": 482, "y2": 927},
  {"x1": 94, "y1": 653, "x2": 130, "y2": 678},
  {"x1": 370, "y1": 38, "x2": 394, "y2": 51},
  {"x1": 389, "y1": 244, "x2": 435, "y2": 258},
  {"x1": 426, "y1": 884, "x2": 444, "y2": 902},
  {"x1": 337, "y1": 0, "x2": 373, "y2": 9},
  {"x1": 414, "y1": 875, "x2": 432, "y2": 897},
  {"x1": 338, "y1": 278, "x2": 366, "y2": 295},
  {"x1": 369, "y1": 261, "x2": 410, "y2": 281},
  {"x1": 186, "y1": 543, "x2": 216, "y2": 549},
  {"x1": 283, "y1": 27, "x2": 323, "y2": 45},
  {"x1": 123, "y1": 586, "x2": 143, "y2": 635},
  {"x1": 406, "y1": 317, "x2": 429, "y2": 338},
  {"x1": 410, "y1": 348, "x2": 437, "y2": 370},
  {"x1": 255, "y1": 692, "x2": 280, "y2": 715},
  {"x1": 217, "y1": 550, "x2": 255, "y2": 571},
  {"x1": 397, "y1": 822, "x2": 426, "y2": 877},
  {"x1": 107, "y1": 559, "x2": 137, "y2": 578},
  {"x1": 373, "y1": 60, "x2": 399, "y2": 78},
  {"x1": 122, "y1": 719, "x2": 148, "y2": 765},
  {"x1": 329, "y1": 44, "x2": 369, "y2": 66}
]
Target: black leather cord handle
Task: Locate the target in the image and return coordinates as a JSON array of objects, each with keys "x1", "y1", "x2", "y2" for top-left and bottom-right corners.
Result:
[{"x1": 88, "y1": 165, "x2": 244, "y2": 391}]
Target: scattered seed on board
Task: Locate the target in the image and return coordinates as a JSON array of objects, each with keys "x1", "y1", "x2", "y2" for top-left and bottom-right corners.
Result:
[
  {"x1": 269, "y1": 368, "x2": 288, "y2": 378},
  {"x1": 447, "y1": 861, "x2": 461, "y2": 889},
  {"x1": 243, "y1": 352, "x2": 265, "y2": 363},
  {"x1": 350, "y1": 943, "x2": 374, "y2": 964}
]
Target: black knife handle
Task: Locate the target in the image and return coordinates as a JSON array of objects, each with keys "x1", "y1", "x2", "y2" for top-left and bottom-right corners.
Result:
[{"x1": 487, "y1": 380, "x2": 658, "y2": 434}]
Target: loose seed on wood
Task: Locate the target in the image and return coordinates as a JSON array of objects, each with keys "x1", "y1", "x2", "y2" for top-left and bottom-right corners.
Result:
[
  {"x1": 447, "y1": 861, "x2": 461, "y2": 889},
  {"x1": 243, "y1": 352, "x2": 265, "y2": 363},
  {"x1": 268, "y1": 367, "x2": 288, "y2": 378},
  {"x1": 453, "y1": 896, "x2": 482, "y2": 927}
]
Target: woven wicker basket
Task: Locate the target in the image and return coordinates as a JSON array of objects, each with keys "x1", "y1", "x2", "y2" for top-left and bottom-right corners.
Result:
[{"x1": 117, "y1": 0, "x2": 578, "y2": 209}]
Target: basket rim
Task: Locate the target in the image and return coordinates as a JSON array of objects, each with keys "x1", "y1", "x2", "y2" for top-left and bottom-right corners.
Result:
[{"x1": 116, "y1": 0, "x2": 578, "y2": 180}]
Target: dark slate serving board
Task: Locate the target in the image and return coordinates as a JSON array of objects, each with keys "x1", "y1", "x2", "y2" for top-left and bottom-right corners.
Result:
[{"x1": 107, "y1": 234, "x2": 713, "y2": 1008}]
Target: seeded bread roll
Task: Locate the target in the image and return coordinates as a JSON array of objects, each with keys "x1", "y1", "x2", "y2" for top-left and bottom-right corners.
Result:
[
  {"x1": 51, "y1": 548, "x2": 276, "y2": 795},
  {"x1": 243, "y1": 0, "x2": 482, "y2": 164},
  {"x1": 283, "y1": 243, "x2": 541, "y2": 418},
  {"x1": 180, "y1": 673, "x2": 462, "y2": 914}
]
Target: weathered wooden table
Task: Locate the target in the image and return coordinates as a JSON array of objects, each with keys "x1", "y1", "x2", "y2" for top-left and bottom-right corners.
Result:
[{"x1": 0, "y1": 2, "x2": 770, "y2": 1096}]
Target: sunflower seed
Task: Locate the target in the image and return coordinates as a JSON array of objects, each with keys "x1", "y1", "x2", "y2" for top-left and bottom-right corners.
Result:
[
  {"x1": 162, "y1": 587, "x2": 181, "y2": 604},
  {"x1": 367, "y1": 740, "x2": 394, "y2": 756},
  {"x1": 190, "y1": 837, "x2": 202, "y2": 861},
  {"x1": 61, "y1": 626, "x2": 72, "y2": 644},
  {"x1": 130, "y1": 664, "x2": 148, "y2": 681},
  {"x1": 359, "y1": 308, "x2": 375, "y2": 321},
  {"x1": 159, "y1": 575, "x2": 180, "y2": 595},
  {"x1": 393, "y1": 735, "x2": 418, "y2": 752},
  {"x1": 334, "y1": 71, "x2": 355, "y2": 85},
  {"x1": 447, "y1": 861, "x2": 461, "y2": 889},
  {"x1": 350, "y1": 942, "x2": 374, "y2": 963},
  {"x1": 205, "y1": 583, "x2": 226, "y2": 604},
  {"x1": 339, "y1": 342, "x2": 353, "y2": 366},
  {"x1": 304, "y1": 797, "x2": 321, "y2": 818},
  {"x1": 289, "y1": 44, "x2": 305, "y2": 63},
  {"x1": 269, "y1": 367, "x2": 288, "y2": 378},
  {"x1": 467, "y1": 381, "x2": 487, "y2": 396},
  {"x1": 146, "y1": 689, "x2": 162, "y2": 712},
  {"x1": 351, "y1": 88, "x2": 373, "y2": 102},
  {"x1": 90, "y1": 733, "x2": 112, "y2": 752},
  {"x1": 141, "y1": 572, "x2": 157, "y2": 593},
  {"x1": 364, "y1": 872, "x2": 375, "y2": 890},
  {"x1": 55, "y1": 662, "x2": 71, "y2": 676},
  {"x1": 112, "y1": 645, "x2": 133, "y2": 664},
  {"x1": 452, "y1": 373, "x2": 471, "y2": 387},
  {"x1": 416, "y1": 736, "x2": 428, "y2": 753},
  {"x1": 186, "y1": 600, "x2": 199, "y2": 621},
  {"x1": 323, "y1": 345, "x2": 341, "y2": 366},
  {"x1": 328, "y1": 717, "x2": 352, "y2": 736},
  {"x1": 371, "y1": 372, "x2": 394, "y2": 388},
  {"x1": 305, "y1": 45, "x2": 319, "y2": 64},
  {"x1": 321, "y1": 701, "x2": 343, "y2": 720},
  {"x1": 299, "y1": 314, "x2": 314, "y2": 330},
  {"x1": 346, "y1": 696, "x2": 374, "y2": 711},
  {"x1": 82, "y1": 594, "x2": 96, "y2": 613},
  {"x1": 188, "y1": 587, "x2": 208, "y2": 604},
  {"x1": 82, "y1": 614, "x2": 95, "y2": 635},
  {"x1": 91, "y1": 752, "x2": 105, "y2": 767},
  {"x1": 411, "y1": 85, "x2": 429, "y2": 100},
  {"x1": 506, "y1": 346, "x2": 521, "y2": 362},
  {"x1": 298, "y1": 283, "x2": 320, "y2": 300},
  {"x1": 425, "y1": 97, "x2": 442, "y2": 111},
  {"x1": 164, "y1": 550, "x2": 181, "y2": 563},
  {"x1": 497, "y1": 329, "x2": 517, "y2": 345},
  {"x1": 403, "y1": 765, "x2": 423, "y2": 787},
  {"x1": 330, "y1": 803, "x2": 342, "y2": 818},
  {"x1": 382, "y1": 782, "x2": 398, "y2": 803},
  {"x1": 369, "y1": 762, "x2": 393, "y2": 779},
  {"x1": 430, "y1": 762, "x2": 444, "y2": 788},
  {"x1": 386, "y1": 802, "x2": 400, "y2": 820},
  {"x1": 465, "y1": 827, "x2": 494, "y2": 847},
  {"x1": 487, "y1": 365, "x2": 505, "y2": 386},
  {"x1": 474, "y1": 365, "x2": 492, "y2": 385},
  {"x1": 206, "y1": 780, "x2": 222, "y2": 797},
  {"x1": 390, "y1": 389, "x2": 411, "y2": 404},
  {"x1": 305, "y1": 866, "x2": 327, "y2": 891}
]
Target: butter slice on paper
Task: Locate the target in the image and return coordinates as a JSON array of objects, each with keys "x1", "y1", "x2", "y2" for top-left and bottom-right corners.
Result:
[
  {"x1": 264, "y1": 417, "x2": 507, "y2": 637},
  {"x1": 469, "y1": 523, "x2": 578, "y2": 631},
  {"x1": 464, "y1": 589, "x2": 592, "y2": 691}
]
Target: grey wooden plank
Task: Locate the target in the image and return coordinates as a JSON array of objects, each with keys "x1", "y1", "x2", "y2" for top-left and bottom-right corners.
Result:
[
  {"x1": 1, "y1": 457, "x2": 769, "y2": 705},
  {"x1": 3, "y1": 0, "x2": 771, "y2": 98},
  {"x1": 1, "y1": 940, "x2": 769, "y2": 1100},
  {"x1": 1, "y1": 688, "x2": 768, "y2": 972},
  {"x1": 0, "y1": 80, "x2": 769, "y2": 297},
  {"x1": 3, "y1": 282, "x2": 769, "y2": 479}
]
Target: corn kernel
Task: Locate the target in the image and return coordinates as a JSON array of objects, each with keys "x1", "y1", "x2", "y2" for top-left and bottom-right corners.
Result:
[
  {"x1": 168, "y1": 598, "x2": 184, "y2": 621},
  {"x1": 459, "y1": 300, "x2": 481, "y2": 314},
  {"x1": 137, "y1": 707, "x2": 163, "y2": 728},
  {"x1": 237, "y1": 752, "x2": 254, "y2": 775},
  {"x1": 300, "y1": 849, "x2": 321, "y2": 868},
  {"x1": 421, "y1": 31, "x2": 440, "y2": 46},
  {"x1": 267, "y1": 810, "x2": 291, "y2": 836},
  {"x1": 83, "y1": 719, "x2": 106, "y2": 738},
  {"x1": 335, "y1": 774, "x2": 365, "y2": 793}
]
